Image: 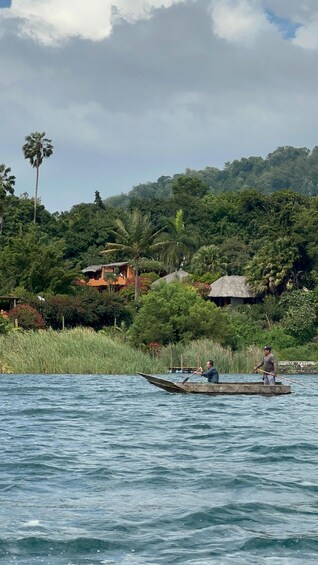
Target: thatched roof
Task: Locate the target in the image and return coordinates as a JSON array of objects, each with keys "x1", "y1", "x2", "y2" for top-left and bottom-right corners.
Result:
[
  {"x1": 208, "y1": 276, "x2": 254, "y2": 298},
  {"x1": 151, "y1": 269, "x2": 190, "y2": 287}
]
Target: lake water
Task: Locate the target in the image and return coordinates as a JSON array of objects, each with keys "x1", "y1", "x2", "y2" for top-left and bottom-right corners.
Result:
[{"x1": 1, "y1": 373, "x2": 318, "y2": 565}]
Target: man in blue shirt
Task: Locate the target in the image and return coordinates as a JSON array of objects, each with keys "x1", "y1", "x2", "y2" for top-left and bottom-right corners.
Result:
[{"x1": 195, "y1": 360, "x2": 219, "y2": 383}]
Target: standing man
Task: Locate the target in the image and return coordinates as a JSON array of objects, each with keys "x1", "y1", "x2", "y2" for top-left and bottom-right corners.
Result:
[
  {"x1": 254, "y1": 346, "x2": 277, "y2": 385},
  {"x1": 194, "y1": 360, "x2": 219, "y2": 383}
]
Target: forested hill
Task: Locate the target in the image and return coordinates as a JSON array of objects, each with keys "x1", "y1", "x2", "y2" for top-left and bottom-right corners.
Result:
[{"x1": 106, "y1": 145, "x2": 318, "y2": 208}]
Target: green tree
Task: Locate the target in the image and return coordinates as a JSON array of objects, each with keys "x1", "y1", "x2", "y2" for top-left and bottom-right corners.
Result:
[
  {"x1": 293, "y1": 199, "x2": 318, "y2": 280},
  {"x1": 157, "y1": 209, "x2": 196, "y2": 272},
  {"x1": 103, "y1": 209, "x2": 164, "y2": 305},
  {"x1": 0, "y1": 164, "x2": 15, "y2": 234},
  {"x1": 38, "y1": 289, "x2": 131, "y2": 330},
  {"x1": 2, "y1": 193, "x2": 56, "y2": 243},
  {"x1": 190, "y1": 244, "x2": 226, "y2": 276},
  {"x1": 281, "y1": 290, "x2": 318, "y2": 342},
  {"x1": 22, "y1": 131, "x2": 53, "y2": 223},
  {"x1": 58, "y1": 202, "x2": 117, "y2": 263},
  {"x1": 94, "y1": 190, "x2": 105, "y2": 209},
  {"x1": 245, "y1": 237, "x2": 301, "y2": 296},
  {"x1": 219, "y1": 236, "x2": 250, "y2": 275},
  {"x1": 0, "y1": 227, "x2": 79, "y2": 294},
  {"x1": 171, "y1": 176, "x2": 209, "y2": 224},
  {"x1": 130, "y1": 281, "x2": 235, "y2": 346}
]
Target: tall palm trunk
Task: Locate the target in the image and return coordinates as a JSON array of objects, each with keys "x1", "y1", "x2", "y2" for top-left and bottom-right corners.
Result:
[
  {"x1": 134, "y1": 262, "x2": 139, "y2": 305},
  {"x1": 34, "y1": 163, "x2": 39, "y2": 223},
  {"x1": 22, "y1": 132, "x2": 53, "y2": 225}
]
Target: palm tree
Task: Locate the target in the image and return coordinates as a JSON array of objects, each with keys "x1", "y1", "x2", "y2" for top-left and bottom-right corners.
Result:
[
  {"x1": 245, "y1": 237, "x2": 301, "y2": 295},
  {"x1": 156, "y1": 209, "x2": 197, "y2": 272},
  {"x1": 190, "y1": 244, "x2": 227, "y2": 276},
  {"x1": 22, "y1": 132, "x2": 53, "y2": 223},
  {"x1": 0, "y1": 164, "x2": 15, "y2": 234},
  {"x1": 103, "y1": 209, "x2": 164, "y2": 305}
]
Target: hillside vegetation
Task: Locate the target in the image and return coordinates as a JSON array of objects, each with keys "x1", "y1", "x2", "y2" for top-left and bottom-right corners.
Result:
[{"x1": 2, "y1": 144, "x2": 318, "y2": 363}]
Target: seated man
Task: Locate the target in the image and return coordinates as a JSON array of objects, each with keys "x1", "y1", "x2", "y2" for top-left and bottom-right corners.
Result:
[{"x1": 195, "y1": 360, "x2": 219, "y2": 383}]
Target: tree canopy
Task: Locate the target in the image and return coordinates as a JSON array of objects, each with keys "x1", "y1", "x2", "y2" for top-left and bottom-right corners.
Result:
[{"x1": 3, "y1": 143, "x2": 318, "y2": 353}]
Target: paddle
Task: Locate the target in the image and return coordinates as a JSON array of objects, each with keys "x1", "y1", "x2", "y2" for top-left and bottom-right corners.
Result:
[
  {"x1": 182, "y1": 369, "x2": 200, "y2": 385},
  {"x1": 256, "y1": 368, "x2": 306, "y2": 387}
]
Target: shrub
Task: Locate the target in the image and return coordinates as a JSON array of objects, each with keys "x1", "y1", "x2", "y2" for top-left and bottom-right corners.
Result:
[
  {"x1": 119, "y1": 274, "x2": 154, "y2": 302},
  {"x1": 8, "y1": 304, "x2": 45, "y2": 330},
  {"x1": 281, "y1": 290, "x2": 318, "y2": 343},
  {"x1": 255, "y1": 325, "x2": 297, "y2": 350},
  {"x1": 39, "y1": 291, "x2": 132, "y2": 330},
  {"x1": 130, "y1": 281, "x2": 236, "y2": 347},
  {"x1": 226, "y1": 308, "x2": 263, "y2": 349},
  {"x1": 278, "y1": 343, "x2": 318, "y2": 361},
  {"x1": 191, "y1": 281, "x2": 211, "y2": 298},
  {"x1": 0, "y1": 314, "x2": 13, "y2": 334}
]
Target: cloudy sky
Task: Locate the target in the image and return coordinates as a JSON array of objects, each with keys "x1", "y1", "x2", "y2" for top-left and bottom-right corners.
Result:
[{"x1": 1, "y1": 0, "x2": 318, "y2": 212}]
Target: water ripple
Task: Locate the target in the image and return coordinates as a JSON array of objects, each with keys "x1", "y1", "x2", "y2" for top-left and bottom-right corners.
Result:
[{"x1": 0, "y1": 373, "x2": 318, "y2": 564}]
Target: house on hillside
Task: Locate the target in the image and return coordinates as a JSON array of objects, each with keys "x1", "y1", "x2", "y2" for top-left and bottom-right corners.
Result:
[
  {"x1": 208, "y1": 275, "x2": 256, "y2": 307},
  {"x1": 151, "y1": 269, "x2": 191, "y2": 288},
  {"x1": 82, "y1": 262, "x2": 134, "y2": 291}
]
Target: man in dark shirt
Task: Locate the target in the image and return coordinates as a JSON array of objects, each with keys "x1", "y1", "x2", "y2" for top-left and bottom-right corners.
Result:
[
  {"x1": 195, "y1": 360, "x2": 219, "y2": 383},
  {"x1": 254, "y1": 346, "x2": 277, "y2": 385}
]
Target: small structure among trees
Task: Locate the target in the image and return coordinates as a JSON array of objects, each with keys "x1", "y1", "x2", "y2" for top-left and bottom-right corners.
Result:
[
  {"x1": 0, "y1": 296, "x2": 19, "y2": 317},
  {"x1": 151, "y1": 269, "x2": 190, "y2": 288},
  {"x1": 208, "y1": 275, "x2": 256, "y2": 307},
  {"x1": 82, "y1": 262, "x2": 134, "y2": 291}
]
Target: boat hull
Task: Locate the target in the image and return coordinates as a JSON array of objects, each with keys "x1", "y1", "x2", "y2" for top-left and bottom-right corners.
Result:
[{"x1": 138, "y1": 373, "x2": 291, "y2": 395}]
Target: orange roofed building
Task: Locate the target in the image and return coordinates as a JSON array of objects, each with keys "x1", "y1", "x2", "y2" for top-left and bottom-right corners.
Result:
[{"x1": 82, "y1": 262, "x2": 134, "y2": 291}]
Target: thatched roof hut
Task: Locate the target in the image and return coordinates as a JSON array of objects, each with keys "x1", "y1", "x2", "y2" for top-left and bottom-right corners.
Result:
[
  {"x1": 208, "y1": 275, "x2": 255, "y2": 306},
  {"x1": 151, "y1": 269, "x2": 190, "y2": 288}
]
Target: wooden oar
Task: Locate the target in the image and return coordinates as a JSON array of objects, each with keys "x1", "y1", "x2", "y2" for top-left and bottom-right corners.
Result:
[
  {"x1": 257, "y1": 368, "x2": 306, "y2": 387},
  {"x1": 182, "y1": 369, "x2": 199, "y2": 385}
]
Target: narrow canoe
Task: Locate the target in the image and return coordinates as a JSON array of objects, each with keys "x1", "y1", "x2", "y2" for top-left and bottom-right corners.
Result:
[{"x1": 138, "y1": 373, "x2": 292, "y2": 395}]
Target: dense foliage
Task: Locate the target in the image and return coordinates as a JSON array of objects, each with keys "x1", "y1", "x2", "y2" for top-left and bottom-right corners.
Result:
[
  {"x1": 3, "y1": 144, "x2": 318, "y2": 358},
  {"x1": 130, "y1": 282, "x2": 236, "y2": 347}
]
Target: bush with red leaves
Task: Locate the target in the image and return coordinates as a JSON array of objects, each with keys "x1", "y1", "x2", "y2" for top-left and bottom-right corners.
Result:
[
  {"x1": 8, "y1": 304, "x2": 46, "y2": 330},
  {"x1": 147, "y1": 341, "x2": 162, "y2": 357}
]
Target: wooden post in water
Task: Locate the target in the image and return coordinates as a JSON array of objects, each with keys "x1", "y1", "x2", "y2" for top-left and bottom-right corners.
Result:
[{"x1": 180, "y1": 354, "x2": 183, "y2": 373}]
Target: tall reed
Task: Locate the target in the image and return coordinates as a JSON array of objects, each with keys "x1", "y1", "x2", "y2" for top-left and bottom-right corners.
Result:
[
  {"x1": 0, "y1": 328, "x2": 165, "y2": 375},
  {"x1": 0, "y1": 329, "x2": 261, "y2": 375},
  {"x1": 160, "y1": 340, "x2": 260, "y2": 374}
]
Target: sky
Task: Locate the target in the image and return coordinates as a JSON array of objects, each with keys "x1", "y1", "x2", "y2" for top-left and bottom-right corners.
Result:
[{"x1": 1, "y1": 0, "x2": 318, "y2": 212}]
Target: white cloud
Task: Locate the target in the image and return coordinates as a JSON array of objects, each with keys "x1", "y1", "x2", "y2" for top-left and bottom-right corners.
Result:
[
  {"x1": 292, "y1": 16, "x2": 318, "y2": 50},
  {"x1": 209, "y1": 0, "x2": 272, "y2": 43},
  {"x1": 1, "y1": 0, "x2": 185, "y2": 45},
  {"x1": 265, "y1": 0, "x2": 318, "y2": 50},
  {"x1": 267, "y1": 0, "x2": 318, "y2": 22},
  {"x1": 4, "y1": 0, "x2": 318, "y2": 51}
]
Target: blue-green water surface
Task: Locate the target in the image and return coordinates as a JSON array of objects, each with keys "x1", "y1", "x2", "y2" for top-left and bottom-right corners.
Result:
[{"x1": 0, "y1": 373, "x2": 318, "y2": 564}]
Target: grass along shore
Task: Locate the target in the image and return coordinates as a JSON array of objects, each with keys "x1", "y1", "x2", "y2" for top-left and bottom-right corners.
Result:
[{"x1": 0, "y1": 328, "x2": 262, "y2": 375}]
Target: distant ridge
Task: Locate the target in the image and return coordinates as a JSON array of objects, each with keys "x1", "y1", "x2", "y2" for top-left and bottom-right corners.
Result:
[{"x1": 105, "y1": 145, "x2": 318, "y2": 207}]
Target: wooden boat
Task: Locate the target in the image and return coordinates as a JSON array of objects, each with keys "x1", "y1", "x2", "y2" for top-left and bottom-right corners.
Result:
[{"x1": 138, "y1": 373, "x2": 292, "y2": 395}]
